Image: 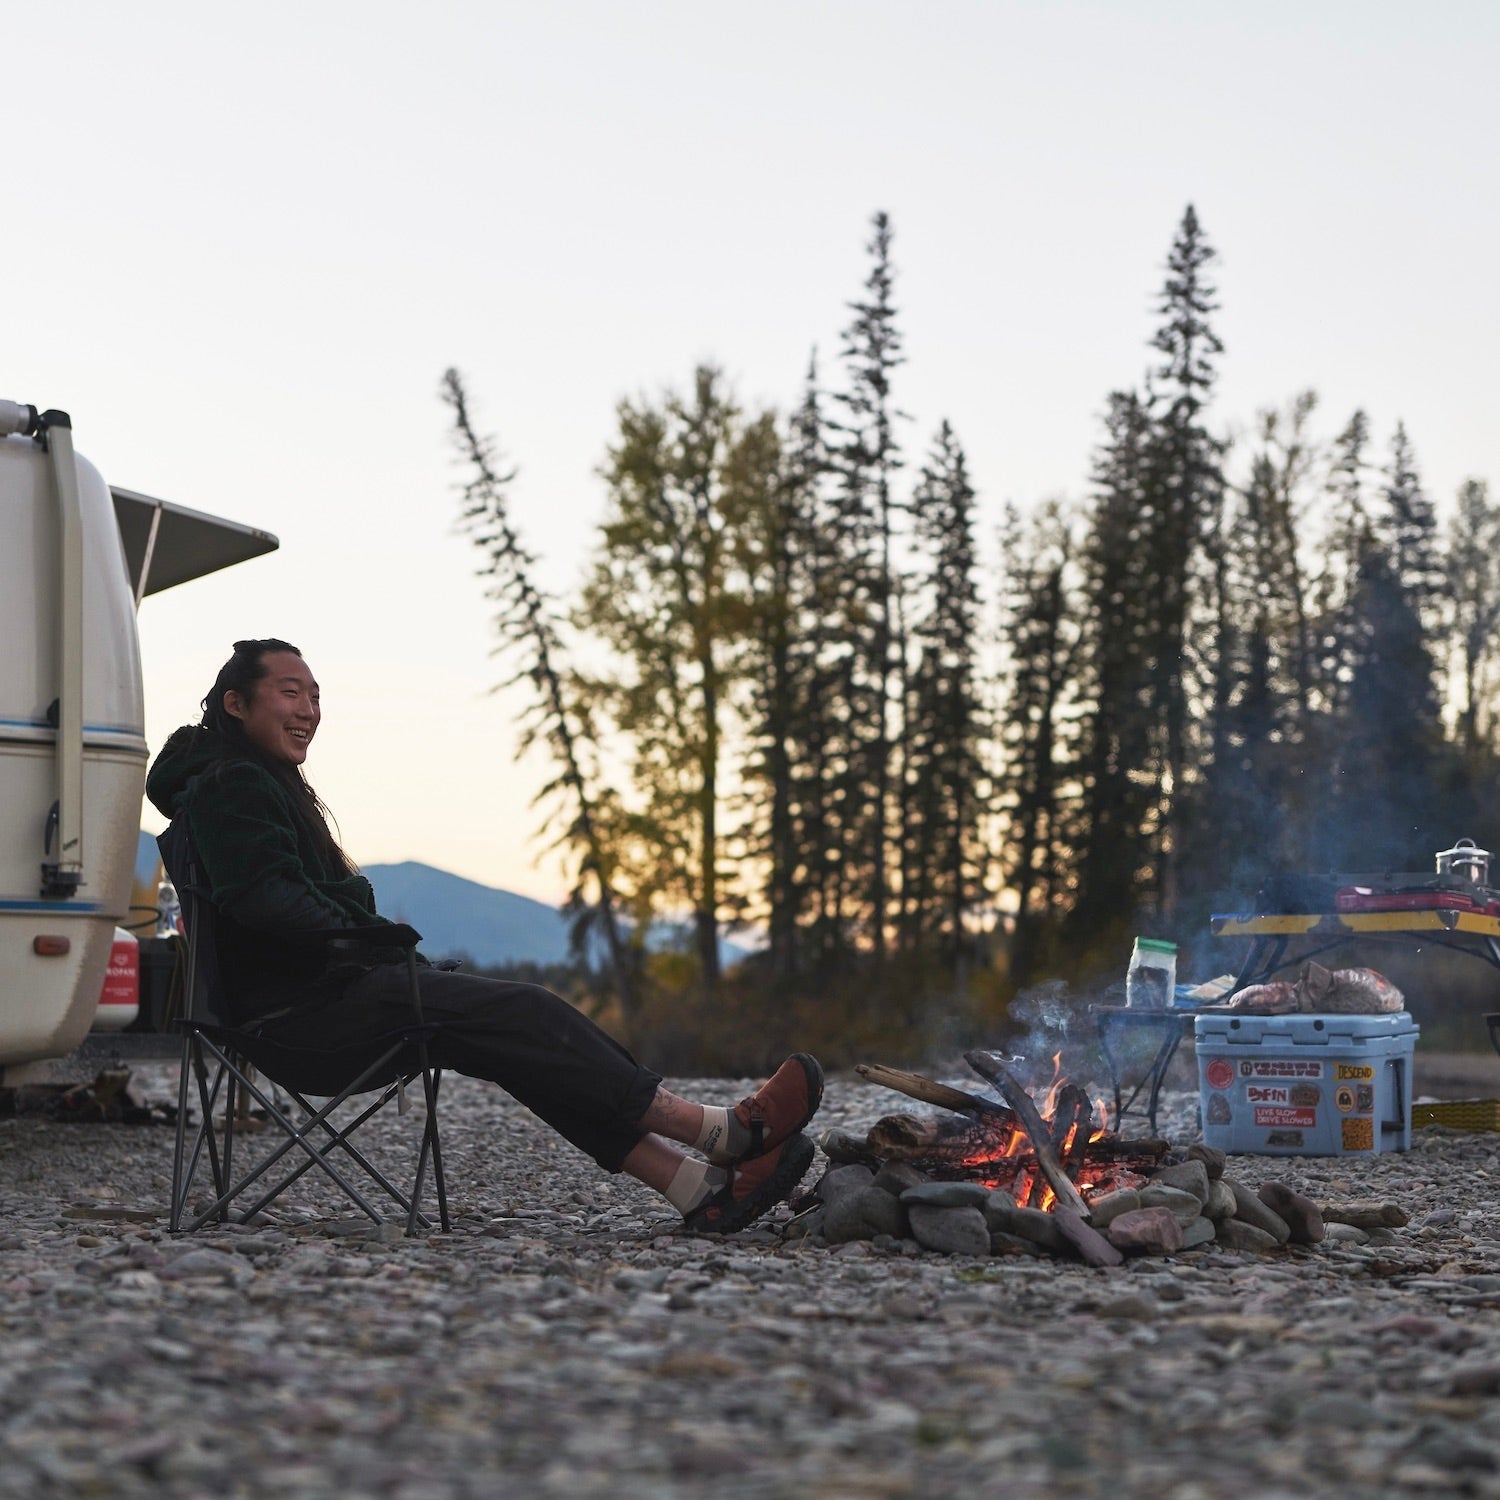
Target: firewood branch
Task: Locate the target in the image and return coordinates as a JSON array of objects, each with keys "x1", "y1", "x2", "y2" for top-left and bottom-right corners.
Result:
[{"x1": 964, "y1": 1050, "x2": 1091, "y2": 1219}]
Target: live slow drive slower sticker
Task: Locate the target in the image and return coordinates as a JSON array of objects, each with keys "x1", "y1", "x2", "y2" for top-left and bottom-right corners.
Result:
[{"x1": 1254, "y1": 1107, "x2": 1318, "y2": 1127}]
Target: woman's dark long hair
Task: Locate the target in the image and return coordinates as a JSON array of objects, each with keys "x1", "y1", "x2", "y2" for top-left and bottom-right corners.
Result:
[{"x1": 200, "y1": 638, "x2": 358, "y2": 878}]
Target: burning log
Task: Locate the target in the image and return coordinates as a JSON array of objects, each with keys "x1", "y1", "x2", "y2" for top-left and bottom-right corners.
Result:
[
  {"x1": 866, "y1": 1112, "x2": 1019, "y2": 1163},
  {"x1": 964, "y1": 1049, "x2": 1090, "y2": 1219},
  {"x1": 1028, "y1": 1082, "x2": 1093, "y2": 1209},
  {"x1": 854, "y1": 1064, "x2": 1018, "y2": 1127}
]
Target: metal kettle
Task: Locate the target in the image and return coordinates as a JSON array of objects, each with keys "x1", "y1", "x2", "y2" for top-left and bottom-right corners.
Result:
[{"x1": 1436, "y1": 837, "x2": 1492, "y2": 887}]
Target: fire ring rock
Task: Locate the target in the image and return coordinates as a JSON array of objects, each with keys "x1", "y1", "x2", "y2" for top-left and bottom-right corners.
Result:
[
  {"x1": 818, "y1": 1164, "x2": 877, "y2": 1208},
  {"x1": 1084, "y1": 1187, "x2": 1141, "y2": 1229},
  {"x1": 1217, "y1": 1218, "x2": 1281, "y2": 1254},
  {"x1": 1153, "y1": 1159, "x2": 1211, "y2": 1206},
  {"x1": 1105, "y1": 1207, "x2": 1184, "y2": 1257},
  {"x1": 1228, "y1": 1180, "x2": 1292, "y2": 1243},
  {"x1": 1180, "y1": 1216, "x2": 1217, "y2": 1250},
  {"x1": 1139, "y1": 1184, "x2": 1207, "y2": 1226},
  {"x1": 1187, "y1": 1144, "x2": 1228, "y2": 1179},
  {"x1": 1204, "y1": 1178, "x2": 1237, "y2": 1221},
  {"x1": 1257, "y1": 1182, "x2": 1325, "y2": 1244},
  {"x1": 823, "y1": 1185, "x2": 908, "y2": 1244},
  {"x1": 907, "y1": 1204, "x2": 990, "y2": 1257},
  {"x1": 982, "y1": 1195, "x2": 1068, "y2": 1253},
  {"x1": 872, "y1": 1162, "x2": 926, "y2": 1197},
  {"x1": 1052, "y1": 1207, "x2": 1124, "y2": 1267},
  {"x1": 898, "y1": 1181, "x2": 991, "y2": 1210}
]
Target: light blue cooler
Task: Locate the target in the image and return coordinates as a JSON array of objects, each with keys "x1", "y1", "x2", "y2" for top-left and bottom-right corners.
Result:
[{"x1": 1194, "y1": 1010, "x2": 1418, "y2": 1156}]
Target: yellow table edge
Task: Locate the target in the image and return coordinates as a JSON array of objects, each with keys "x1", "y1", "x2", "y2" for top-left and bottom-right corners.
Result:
[{"x1": 1211, "y1": 910, "x2": 1500, "y2": 938}]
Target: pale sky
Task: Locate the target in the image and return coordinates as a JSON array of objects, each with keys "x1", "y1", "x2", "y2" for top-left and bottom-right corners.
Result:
[{"x1": 8, "y1": 1, "x2": 1497, "y2": 903}]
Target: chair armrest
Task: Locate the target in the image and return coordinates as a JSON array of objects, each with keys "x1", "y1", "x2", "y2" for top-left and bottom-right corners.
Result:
[{"x1": 318, "y1": 923, "x2": 423, "y2": 951}]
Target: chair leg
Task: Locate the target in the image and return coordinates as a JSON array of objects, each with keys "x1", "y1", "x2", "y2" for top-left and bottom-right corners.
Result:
[
  {"x1": 170, "y1": 1034, "x2": 195, "y2": 1232},
  {"x1": 413, "y1": 1055, "x2": 449, "y2": 1234}
]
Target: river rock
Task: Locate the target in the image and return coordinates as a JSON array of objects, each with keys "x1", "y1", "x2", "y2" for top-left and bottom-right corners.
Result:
[
  {"x1": 1154, "y1": 1159, "x2": 1211, "y2": 1205},
  {"x1": 907, "y1": 1205, "x2": 989, "y2": 1257},
  {"x1": 823, "y1": 1186, "x2": 907, "y2": 1244},
  {"x1": 1258, "y1": 1182, "x2": 1325, "y2": 1244},
  {"x1": 1106, "y1": 1207, "x2": 1184, "y2": 1257},
  {"x1": 1228, "y1": 1179, "x2": 1291, "y2": 1243},
  {"x1": 159, "y1": 1248, "x2": 253, "y2": 1284},
  {"x1": 1321, "y1": 1200, "x2": 1410, "y2": 1230}
]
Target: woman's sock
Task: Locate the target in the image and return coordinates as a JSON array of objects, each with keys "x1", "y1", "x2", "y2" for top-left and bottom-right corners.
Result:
[
  {"x1": 691, "y1": 1105, "x2": 750, "y2": 1165},
  {"x1": 663, "y1": 1156, "x2": 728, "y2": 1216}
]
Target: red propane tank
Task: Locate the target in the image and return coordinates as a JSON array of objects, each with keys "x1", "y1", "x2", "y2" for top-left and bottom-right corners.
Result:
[{"x1": 94, "y1": 927, "x2": 139, "y2": 1031}]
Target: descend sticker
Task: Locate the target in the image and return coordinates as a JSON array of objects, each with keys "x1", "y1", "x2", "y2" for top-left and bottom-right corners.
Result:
[
  {"x1": 1336, "y1": 1064, "x2": 1375, "y2": 1081},
  {"x1": 1241, "y1": 1060, "x2": 1324, "y2": 1079},
  {"x1": 1254, "y1": 1106, "x2": 1318, "y2": 1127},
  {"x1": 1343, "y1": 1116, "x2": 1375, "y2": 1151}
]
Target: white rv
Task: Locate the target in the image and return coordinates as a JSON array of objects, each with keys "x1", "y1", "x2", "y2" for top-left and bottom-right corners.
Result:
[{"x1": 0, "y1": 399, "x2": 276, "y2": 1084}]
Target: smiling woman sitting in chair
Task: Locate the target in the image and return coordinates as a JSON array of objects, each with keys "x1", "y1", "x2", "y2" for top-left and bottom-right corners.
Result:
[{"x1": 146, "y1": 638, "x2": 821, "y2": 1234}]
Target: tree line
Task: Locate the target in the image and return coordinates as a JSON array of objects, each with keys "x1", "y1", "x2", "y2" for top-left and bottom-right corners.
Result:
[{"x1": 444, "y1": 207, "x2": 1500, "y2": 1065}]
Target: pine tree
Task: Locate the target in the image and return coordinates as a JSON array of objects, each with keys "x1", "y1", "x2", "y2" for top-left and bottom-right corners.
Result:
[
  {"x1": 1447, "y1": 478, "x2": 1500, "y2": 756},
  {"x1": 996, "y1": 498, "x2": 1080, "y2": 984},
  {"x1": 902, "y1": 421, "x2": 985, "y2": 959},
  {"x1": 1183, "y1": 393, "x2": 1318, "y2": 912},
  {"x1": 441, "y1": 369, "x2": 638, "y2": 1015},
  {"x1": 1066, "y1": 389, "x2": 1159, "y2": 956},
  {"x1": 576, "y1": 366, "x2": 779, "y2": 988},
  {"x1": 738, "y1": 355, "x2": 838, "y2": 978},
  {"x1": 832, "y1": 210, "x2": 906, "y2": 957},
  {"x1": 1310, "y1": 409, "x2": 1376, "y2": 719},
  {"x1": 1143, "y1": 203, "x2": 1226, "y2": 912},
  {"x1": 1380, "y1": 422, "x2": 1447, "y2": 639}
]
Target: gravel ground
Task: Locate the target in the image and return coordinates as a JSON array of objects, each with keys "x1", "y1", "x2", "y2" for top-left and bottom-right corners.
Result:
[{"x1": 4, "y1": 1049, "x2": 1500, "y2": 1499}]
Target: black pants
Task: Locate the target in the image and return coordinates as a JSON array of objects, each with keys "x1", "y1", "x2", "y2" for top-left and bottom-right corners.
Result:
[{"x1": 247, "y1": 966, "x2": 663, "y2": 1173}]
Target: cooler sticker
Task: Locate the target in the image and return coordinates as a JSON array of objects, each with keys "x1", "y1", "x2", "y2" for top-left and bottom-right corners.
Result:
[
  {"x1": 1290, "y1": 1083, "x2": 1321, "y2": 1107},
  {"x1": 1205, "y1": 1058, "x2": 1235, "y2": 1091},
  {"x1": 1342, "y1": 1116, "x2": 1375, "y2": 1151},
  {"x1": 1335, "y1": 1084, "x2": 1356, "y2": 1114},
  {"x1": 1240, "y1": 1060, "x2": 1324, "y2": 1079},
  {"x1": 1356, "y1": 1084, "x2": 1374, "y2": 1112},
  {"x1": 1247, "y1": 1085, "x2": 1290, "y2": 1104},
  {"x1": 1266, "y1": 1130, "x2": 1305, "y2": 1148},
  {"x1": 1254, "y1": 1106, "x2": 1317, "y2": 1127},
  {"x1": 1336, "y1": 1064, "x2": 1375, "y2": 1081},
  {"x1": 1206, "y1": 1092, "x2": 1233, "y2": 1124}
]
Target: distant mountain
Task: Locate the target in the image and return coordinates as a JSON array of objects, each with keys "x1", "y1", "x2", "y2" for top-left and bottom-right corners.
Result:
[
  {"x1": 364, "y1": 862, "x2": 574, "y2": 968},
  {"x1": 363, "y1": 861, "x2": 751, "y2": 971}
]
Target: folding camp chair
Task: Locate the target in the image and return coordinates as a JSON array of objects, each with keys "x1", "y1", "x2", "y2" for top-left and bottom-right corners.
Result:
[{"x1": 159, "y1": 821, "x2": 450, "y2": 1235}]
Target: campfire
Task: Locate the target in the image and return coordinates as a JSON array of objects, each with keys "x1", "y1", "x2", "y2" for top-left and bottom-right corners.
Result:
[
  {"x1": 852, "y1": 1049, "x2": 1170, "y2": 1215},
  {"x1": 784, "y1": 1047, "x2": 1381, "y2": 1264}
]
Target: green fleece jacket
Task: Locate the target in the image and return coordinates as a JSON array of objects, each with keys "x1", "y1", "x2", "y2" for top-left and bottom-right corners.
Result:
[{"x1": 146, "y1": 725, "x2": 405, "y2": 1015}]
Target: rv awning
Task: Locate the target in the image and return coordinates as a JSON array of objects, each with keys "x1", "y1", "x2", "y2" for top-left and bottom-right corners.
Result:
[{"x1": 110, "y1": 487, "x2": 279, "y2": 601}]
